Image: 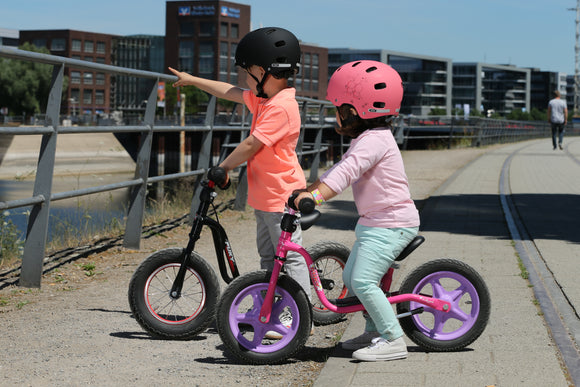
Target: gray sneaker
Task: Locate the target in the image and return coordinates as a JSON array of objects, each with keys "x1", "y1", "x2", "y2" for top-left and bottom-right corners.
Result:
[
  {"x1": 352, "y1": 337, "x2": 408, "y2": 362},
  {"x1": 341, "y1": 331, "x2": 381, "y2": 350}
]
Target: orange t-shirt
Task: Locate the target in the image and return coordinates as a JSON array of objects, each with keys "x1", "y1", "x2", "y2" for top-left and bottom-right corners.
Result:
[{"x1": 243, "y1": 88, "x2": 306, "y2": 212}]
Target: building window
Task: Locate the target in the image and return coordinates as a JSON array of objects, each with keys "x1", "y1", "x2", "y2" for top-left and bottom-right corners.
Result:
[
  {"x1": 180, "y1": 22, "x2": 194, "y2": 36},
  {"x1": 96, "y1": 57, "x2": 105, "y2": 64},
  {"x1": 312, "y1": 79, "x2": 319, "y2": 92},
  {"x1": 231, "y1": 24, "x2": 239, "y2": 39},
  {"x1": 72, "y1": 39, "x2": 81, "y2": 51},
  {"x1": 220, "y1": 41, "x2": 228, "y2": 57},
  {"x1": 96, "y1": 41, "x2": 106, "y2": 54},
  {"x1": 220, "y1": 22, "x2": 228, "y2": 37},
  {"x1": 96, "y1": 73, "x2": 105, "y2": 85},
  {"x1": 219, "y1": 41, "x2": 229, "y2": 79},
  {"x1": 83, "y1": 72, "x2": 93, "y2": 85},
  {"x1": 32, "y1": 38, "x2": 47, "y2": 48},
  {"x1": 84, "y1": 40, "x2": 94, "y2": 53},
  {"x1": 95, "y1": 90, "x2": 105, "y2": 105},
  {"x1": 71, "y1": 71, "x2": 81, "y2": 84},
  {"x1": 199, "y1": 42, "x2": 214, "y2": 77},
  {"x1": 200, "y1": 22, "x2": 216, "y2": 37},
  {"x1": 70, "y1": 89, "x2": 80, "y2": 103},
  {"x1": 51, "y1": 38, "x2": 66, "y2": 51},
  {"x1": 179, "y1": 41, "x2": 194, "y2": 72},
  {"x1": 83, "y1": 89, "x2": 93, "y2": 104}
]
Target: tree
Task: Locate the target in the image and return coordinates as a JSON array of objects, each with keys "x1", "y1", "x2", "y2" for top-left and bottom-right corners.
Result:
[
  {"x1": 429, "y1": 107, "x2": 447, "y2": 116},
  {"x1": 530, "y1": 108, "x2": 547, "y2": 122},
  {"x1": 507, "y1": 108, "x2": 531, "y2": 121},
  {"x1": 160, "y1": 82, "x2": 209, "y2": 116},
  {"x1": 0, "y1": 43, "x2": 55, "y2": 117}
]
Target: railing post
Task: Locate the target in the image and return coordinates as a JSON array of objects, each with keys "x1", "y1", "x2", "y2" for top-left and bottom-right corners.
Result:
[
  {"x1": 189, "y1": 96, "x2": 216, "y2": 220},
  {"x1": 308, "y1": 103, "x2": 325, "y2": 183},
  {"x1": 19, "y1": 64, "x2": 64, "y2": 288},
  {"x1": 297, "y1": 100, "x2": 308, "y2": 163},
  {"x1": 123, "y1": 80, "x2": 158, "y2": 249}
]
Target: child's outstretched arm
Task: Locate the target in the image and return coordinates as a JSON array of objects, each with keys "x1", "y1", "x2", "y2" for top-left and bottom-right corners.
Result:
[
  {"x1": 219, "y1": 134, "x2": 264, "y2": 173},
  {"x1": 168, "y1": 67, "x2": 244, "y2": 104}
]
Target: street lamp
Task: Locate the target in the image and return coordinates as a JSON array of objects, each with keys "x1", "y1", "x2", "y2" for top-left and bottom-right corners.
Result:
[
  {"x1": 69, "y1": 97, "x2": 77, "y2": 116},
  {"x1": 568, "y1": 0, "x2": 580, "y2": 114}
]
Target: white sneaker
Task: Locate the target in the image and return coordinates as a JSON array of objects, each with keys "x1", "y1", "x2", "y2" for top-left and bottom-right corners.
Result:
[
  {"x1": 352, "y1": 337, "x2": 408, "y2": 362},
  {"x1": 264, "y1": 309, "x2": 313, "y2": 339},
  {"x1": 341, "y1": 331, "x2": 381, "y2": 350},
  {"x1": 264, "y1": 309, "x2": 292, "y2": 340}
]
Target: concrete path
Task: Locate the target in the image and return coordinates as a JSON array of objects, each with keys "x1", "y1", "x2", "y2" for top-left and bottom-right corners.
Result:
[{"x1": 315, "y1": 138, "x2": 579, "y2": 386}]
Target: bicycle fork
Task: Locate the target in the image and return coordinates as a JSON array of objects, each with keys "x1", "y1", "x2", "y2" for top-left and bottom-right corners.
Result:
[{"x1": 258, "y1": 229, "x2": 300, "y2": 324}]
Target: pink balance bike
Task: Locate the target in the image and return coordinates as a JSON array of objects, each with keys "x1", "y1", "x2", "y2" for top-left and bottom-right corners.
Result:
[{"x1": 216, "y1": 196, "x2": 491, "y2": 364}]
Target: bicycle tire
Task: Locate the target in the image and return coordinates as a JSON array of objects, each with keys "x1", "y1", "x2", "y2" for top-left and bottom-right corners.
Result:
[
  {"x1": 396, "y1": 259, "x2": 490, "y2": 352},
  {"x1": 216, "y1": 270, "x2": 312, "y2": 365},
  {"x1": 128, "y1": 248, "x2": 220, "y2": 340},
  {"x1": 308, "y1": 241, "x2": 350, "y2": 326}
]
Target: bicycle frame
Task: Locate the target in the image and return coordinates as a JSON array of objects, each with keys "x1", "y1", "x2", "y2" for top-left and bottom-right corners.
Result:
[
  {"x1": 170, "y1": 179, "x2": 240, "y2": 298},
  {"x1": 258, "y1": 207, "x2": 451, "y2": 323}
]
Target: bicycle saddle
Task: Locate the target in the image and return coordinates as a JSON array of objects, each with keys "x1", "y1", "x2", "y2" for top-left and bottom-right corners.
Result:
[{"x1": 395, "y1": 235, "x2": 425, "y2": 262}]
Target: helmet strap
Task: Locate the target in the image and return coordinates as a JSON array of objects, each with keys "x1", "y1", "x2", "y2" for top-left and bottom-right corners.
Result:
[{"x1": 247, "y1": 71, "x2": 269, "y2": 98}]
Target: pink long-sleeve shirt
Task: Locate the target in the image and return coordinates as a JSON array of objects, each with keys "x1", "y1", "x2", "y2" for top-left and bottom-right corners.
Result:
[{"x1": 320, "y1": 128, "x2": 420, "y2": 228}]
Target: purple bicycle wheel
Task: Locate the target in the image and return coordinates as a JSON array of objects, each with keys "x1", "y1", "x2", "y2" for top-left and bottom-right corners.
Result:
[
  {"x1": 408, "y1": 270, "x2": 481, "y2": 340},
  {"x1": 227, "y1": 283, "x2": 301, "y2": 353}
]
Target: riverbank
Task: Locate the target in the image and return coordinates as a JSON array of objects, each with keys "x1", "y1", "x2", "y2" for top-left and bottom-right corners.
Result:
[{"x1": 0, "y1": 132, "x2": 135, "y2": 180}]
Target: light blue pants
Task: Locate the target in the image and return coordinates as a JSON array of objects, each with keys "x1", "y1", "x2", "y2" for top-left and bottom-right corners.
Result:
[
  {"x1": 343, "y1": 224, "x2": 419, "y2": 341},
  {"x1": 254, "y1": 209, "x2": 311, "y2": 301}
]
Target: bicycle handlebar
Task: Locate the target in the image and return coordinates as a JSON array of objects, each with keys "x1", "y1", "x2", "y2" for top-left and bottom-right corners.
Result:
[
  {"x1": 288, "y1": 191, "x2": 315, "y2": 214},
  {"x1": 207, "y1": 166, "x2": 230, "y2": 189}
]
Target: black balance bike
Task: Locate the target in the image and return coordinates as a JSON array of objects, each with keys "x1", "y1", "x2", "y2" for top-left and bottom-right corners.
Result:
[{"x1": 128, "y1": 167, "x2": 350, "y2": 339}]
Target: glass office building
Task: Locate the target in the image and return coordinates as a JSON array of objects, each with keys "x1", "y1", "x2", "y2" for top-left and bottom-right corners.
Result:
[
  {"x1": 453, "y1": 63, "x2": 530, "y2": 116},
  {"x1": 328, "y1": 48, "x2": 452, "y2": 115}
]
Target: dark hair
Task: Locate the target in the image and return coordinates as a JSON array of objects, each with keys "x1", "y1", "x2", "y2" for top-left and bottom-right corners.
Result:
[{"x1": 336, "y1": 104, "x2": 393, "y2": 138}]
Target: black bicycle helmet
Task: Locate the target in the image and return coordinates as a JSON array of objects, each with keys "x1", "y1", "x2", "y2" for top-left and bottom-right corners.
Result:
[{"x1": 235, "y1": 27, "x2": 301, "y2": 97}]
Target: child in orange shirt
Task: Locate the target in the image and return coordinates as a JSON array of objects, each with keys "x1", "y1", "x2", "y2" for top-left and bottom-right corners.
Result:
[{"x1": 169, "y1": 28, "x2": 309, "y2": 336}]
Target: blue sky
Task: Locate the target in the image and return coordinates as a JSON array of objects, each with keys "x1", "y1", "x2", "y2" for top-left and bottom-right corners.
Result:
[{"x1": 1, "y1": 0, "x2": 578, "y2": 74}]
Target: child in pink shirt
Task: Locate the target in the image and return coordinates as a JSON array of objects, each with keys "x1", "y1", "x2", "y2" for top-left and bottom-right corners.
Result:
[
  {"x1": 295, "y1": 60, "x2": 420, "y2": 361},
  {"x1": 169, "y1": 28, "x2": 309, "y2": 338}
]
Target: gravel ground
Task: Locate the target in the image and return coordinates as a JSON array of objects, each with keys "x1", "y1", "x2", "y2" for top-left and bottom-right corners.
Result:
[{"x1": 0, "y1": 146, "x2": 493, "y2": 386}]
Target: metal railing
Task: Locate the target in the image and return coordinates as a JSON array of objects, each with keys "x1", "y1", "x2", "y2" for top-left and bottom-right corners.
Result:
[
  {"x1": 0, "y1": 46, "x2": 334, "y2": 287},
  {"x1": 2, "y1": 46, "x2": 576, "y2": 288}
]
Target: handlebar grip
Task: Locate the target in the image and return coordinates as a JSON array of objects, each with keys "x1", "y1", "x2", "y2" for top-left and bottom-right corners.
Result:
[
  {"x1": 299, "y1": 197, "x2": 316, "y2": 214},
  {"x1": 207, "y1": 167, "x2": 230, "y2": 189},
  {"x1": 287, "y1": 192, "x2": 315, "y2": 214}
]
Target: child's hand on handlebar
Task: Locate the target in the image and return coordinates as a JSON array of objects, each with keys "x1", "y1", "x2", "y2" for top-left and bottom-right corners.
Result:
[
  {"x1": 293, "y1": 191, "x2": 314, "y2": 210},
  {"x1": 208, "y1": 166, "x2": 231, "y2": 189}
]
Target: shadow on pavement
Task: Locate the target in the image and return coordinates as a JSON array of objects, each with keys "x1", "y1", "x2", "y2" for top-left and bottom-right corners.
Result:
[{"x1": 312, "y1": 193, "x2": 580, "y2": 244}]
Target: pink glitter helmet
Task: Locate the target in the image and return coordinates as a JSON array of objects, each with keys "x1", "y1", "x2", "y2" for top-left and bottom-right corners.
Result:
[{"x1": 326, "y1": 60, "x2": 403, "y2": 119}]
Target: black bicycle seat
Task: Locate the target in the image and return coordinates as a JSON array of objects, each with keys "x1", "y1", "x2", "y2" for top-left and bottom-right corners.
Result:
[{"x1": 395, "y1": 235, "x2": 425, "y2": 262}]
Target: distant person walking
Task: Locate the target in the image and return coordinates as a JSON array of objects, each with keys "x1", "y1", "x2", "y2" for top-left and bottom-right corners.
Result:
[{"x1": 547, "y1": 90, "x2": 568, "y2": 150}]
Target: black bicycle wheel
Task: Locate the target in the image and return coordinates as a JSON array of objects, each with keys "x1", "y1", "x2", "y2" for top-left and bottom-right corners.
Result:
[
  {"x1": 216, "y1": 270, "x2": 312, "y2": 365},
  {"x1": 308, "y1": 241, "x2": 350, "y2": 326},
  {"x1": 396, "y1": 259, "x2": 490, "y2": 352},
  {"x1": 128, "y1": 248, "x2": 220, "y2": 340}
]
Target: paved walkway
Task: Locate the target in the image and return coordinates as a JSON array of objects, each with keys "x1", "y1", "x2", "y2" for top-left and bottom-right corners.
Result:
[
  {"x1": 315, "y1": 138, "x2": 580, "y2": 386},
  {"x1": 2, "y1": 138, "x2": 579, "y2": 386}
]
